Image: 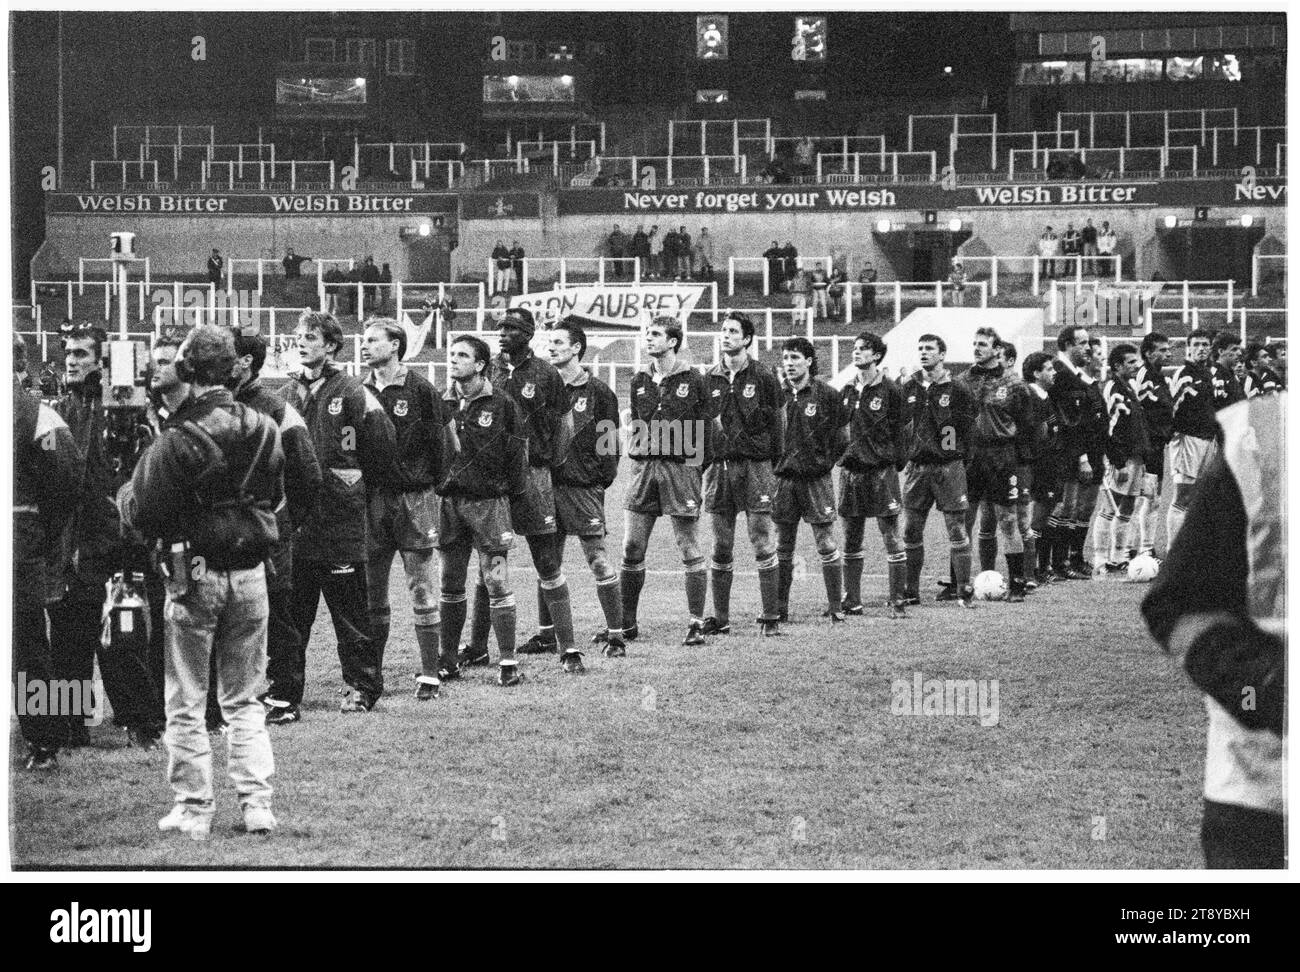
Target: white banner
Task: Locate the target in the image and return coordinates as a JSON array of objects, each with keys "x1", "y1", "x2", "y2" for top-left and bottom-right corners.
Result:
[{"x1": 508, "y1": 284, "x2": 705, "y2": 329}]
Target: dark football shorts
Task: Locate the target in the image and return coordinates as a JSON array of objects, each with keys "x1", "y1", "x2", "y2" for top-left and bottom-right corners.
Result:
[
  {"x1": 510, "y1": 465, "x2": 557, "y2": 536},
  {"x1": 624, "y1": 459, "x2": 703, "y2": 518},
  {"x1": 837, "y1": 466, "x2": 902, "y2": 519},
  {"x1": 1015, "y1": 464, "x2": 1033, "y2": 509},
  {"x1": 438, "y1": 495, "x2": 516, "y2": 554},
  {"x1": 1147, "y1": 439, "x2": 1168, "y2": 480},
  {"x1": 368, "y1": 487, "x2": 439, "y2": 552},
  {"x1": 965, "y1": 444, "x2": 1021, "y2": 507},
  {"x1": 555, "y1": 484, "x2": 607, "y2": 537},
  {"x1": 901, "y1": 460, "x2": 968, "y2": 514},
  {"x1": 703, "y1": 458, "x2": 777, "y2": 517},
  {"x1": 774, "y1": 473, "x2": 837, "y2": 525}
]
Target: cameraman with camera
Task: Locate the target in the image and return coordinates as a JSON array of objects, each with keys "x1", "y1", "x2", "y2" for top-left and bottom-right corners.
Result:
[
  {"x1": 49, "y1": 326, "x2": 163, "y2": 750},
  {"x1": 120, "y1": 325, "x2": 286, "y2": 839}
]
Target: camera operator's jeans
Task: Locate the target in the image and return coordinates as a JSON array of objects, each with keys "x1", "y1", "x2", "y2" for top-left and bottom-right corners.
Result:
[{"x1": 163, "y1": 565, "x2": 274, "y2": 812}]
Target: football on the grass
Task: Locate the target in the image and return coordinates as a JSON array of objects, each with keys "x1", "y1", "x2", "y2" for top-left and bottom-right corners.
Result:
[
  {"x1": 972, "y1": 570, "x2": 1007, "y2": 600},
  {"x1": 1126, "y1": 554, "x2": 1160, "y2": 583}
]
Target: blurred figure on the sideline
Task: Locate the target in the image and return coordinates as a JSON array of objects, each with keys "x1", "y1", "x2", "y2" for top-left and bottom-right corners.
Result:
[
  {"x1": 1210, "y1": 332, "x2": 1246, "y2": 408},
  {"x1": 1243, "y1": 342, "x2": 1284, "y2": 398},
  {"x1": 491, "y1": 239, "x2": 511, "y2": 294},
  {"x1": 283, "y1": 247, "x2": 310, "y2": 280},
  {"x1": 1142, "y1": 392, "x2": 1285, "y2": 868},
  {"x1": 207, "y1": 248, "x2": 224, "y2": 289}
]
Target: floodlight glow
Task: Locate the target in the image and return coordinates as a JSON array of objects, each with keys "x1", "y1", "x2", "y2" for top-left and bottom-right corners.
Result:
[
  {"x1": 948, "y1": 218, "x2": 962, "y2": 232},
  {"x1": 876, "y1": 219, "x2": 891, "y2": 233},
  {"x1": 418, "y1": 222, "x2": 431, "y2": 237},
  {"x1": 560, "y1": 75, "x2": 573, "y2": 85},
  {"x1": 1240, "y1": 214, "x2": 1254, "y2": 228},
  {"x1": 1163, "y1": 215, "x2": 1178, "y2": 229}
]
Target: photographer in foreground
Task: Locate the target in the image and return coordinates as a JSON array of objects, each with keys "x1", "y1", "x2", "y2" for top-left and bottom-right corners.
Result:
[{"x1": 119, "y1": 325, "x2": 286, "y2": 840}]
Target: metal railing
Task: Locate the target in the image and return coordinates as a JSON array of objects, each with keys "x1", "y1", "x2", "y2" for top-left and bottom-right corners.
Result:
[
  {"x1": 957, "y1": 254, "x2": 1122, "y2": 296},
  {"x1": 1057, "y1": 108, "x2": 1239, "y2": 149},
  {"x1": 815, "y1": 150, "x2": 937, "y2": 182},
  {"x1": 1008, "y1": 145, "x2": 1197, "y2": 178}
]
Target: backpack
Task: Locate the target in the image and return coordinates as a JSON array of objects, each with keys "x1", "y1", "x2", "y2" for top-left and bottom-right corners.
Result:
[{"x1": 179, "y1": 411, "x2": 279, "y2": 560}]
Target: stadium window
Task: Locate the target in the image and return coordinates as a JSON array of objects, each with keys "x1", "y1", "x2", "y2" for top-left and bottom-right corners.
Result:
[
  {"x1": 1221, "y1": 26, "x2": 1249, "y2": 49},
  {"x1": 484, "y1": 75, "x2": 576, "y2": 103},
  {"x1": 1037, "y1": 33, "x2": 1066, "y2": 56},
  {"x1": 1248, "y1": 25, "x2": 1278, "y2": 48},
  {"x1": 1205, "y1": 53, "x2": 1242, "y2": 81},
  {"x1": 1089, "y1": 57, "x2": 1162, "y2": 83},
  {"x1": 1110, "y1": 30, "x2": 1141, "y2": 53},
  {"x1": 695, "y1": 89, "x2": 729, "y2": 103},
  {"x1": 792, "y1": 16, "x2": 827, "y2": 61},
  {"x1": 1063, "y1": 31, "x2": 1093, "y2": 55},
  {"x1": 386, "y1": 38, "x2": 415, "y2": 76},
  {"x1": 794, "y1": 89, "x2": 827, "y2": 100},
  {"x1": 1016, "y1": 61, "x2": 1086, "y2": 85},
  {"x1": 277, "y1": 77, "x2": 366, "y2": 106},
  {"x1": 305, "y1": 38, "x2": 336, "y2": 63},
  {"x1": 1166, "y1": 56, "x2": 1203, "y2": 82},
  {"x1": 1167, "y1": 28, "x2": 1195, "y2": 51},
  {"x1": 344, "y1": 38, "x2": 376, "y2": 67},
  {"x1": 697, "y1": 15, "x2": 728, "y2": 60},
  {"x1": 545, "y1": 42, "x2": 575, "y2": 61},
  {"x1": 1193, "y1": 27, "x2": 1222, "y2": 50}
]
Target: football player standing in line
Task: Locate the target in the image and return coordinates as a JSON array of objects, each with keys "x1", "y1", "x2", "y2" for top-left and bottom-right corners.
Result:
[
  {"x1": 1019, "y1": 351, "x2": 1064, "y2": 584},
  {"x1": 836, "y1": 332, "x2": 908, "y2": 618},
  {"x1": 773, "y1": 337, "x2": 848, "y2": 622},
  {"x1": 1166, "y1": 330, "x2": 1218, "y2": 546},
  {"x1": 547, "y1": 320, "x2": 627, "y2": 657},
  {"x1": 620, "y1": 316, "x2": 713, "y2": 645},
  {"x1": 361, "y1": 319, "x2": 449, "y2": 701},
  {"x1": 1092, "y1": 344, "x2": 1151, "y2": 572},
  {"x1": 702, "y1": 312, "x2": 785, "y2": 638},
  {"x1": 899, "y1": 334, "x2": 977, "y2": 608},
  {"x1": 1243, "y1": 343, "x2": 1284, "y2": 398},
  {"x1": 1043, "y1": 324, "x2": 1096, "y2": 579},
  {"x1": 1127, "y1": 332, "x2": 1173, "y2": 562}
]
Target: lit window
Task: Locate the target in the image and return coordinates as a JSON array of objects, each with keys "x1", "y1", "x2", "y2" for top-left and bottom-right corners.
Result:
[
  {"x1": 1166, "y1": 56, "x2": 1203, "y2": 81},
  {"x1": 484, "y1": 75, "x2": 577, "y2": 103},
  {"x1": 1205, "y1": 53, "x2": 1242, "y2": 81},
  {"x1": 697, "y1": 15, "x2": 728, "y2": 60},
  {"x1": 386, "y1": 38, "x2": 415, "y2": 76},
  {"x1": 1016, "y1": 61, "x2": 1086, "y2": 85},
  {"x1": 793, "y1": 17, "x2": 827, "y2": 61},
  {"x1": 1089, "y1": 57, "x2": 1162, "y2": 83},
  {"x1": 695, "y1": 89, "x2": 729, "y2": 103},
  {"x1": 794, "y1": 89, "x2": 827, "y2": 100},
  {"x1": 305, "y1": 38, "x2": 336, "y2": 63},
  {"x1": 277, "y1": 77, "x2": 366, "y2": 105}
]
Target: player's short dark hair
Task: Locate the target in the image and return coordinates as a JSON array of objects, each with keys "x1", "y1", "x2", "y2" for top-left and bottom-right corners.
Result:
[
  {"x1": 556, "y1": 317, "x2": 588, "y2": 360},
  {"x1": 452, "y1": 335, "x2": 492, "y2": 373},
  {"x1": 917, "y1": 333, "x2": 945, "y2": 355},
  {"x1": 65, "y1": 326, "x2": 105, "y2": 360},
  {"x1": 782, "y1": 336, "x2": 818, "y2": 376},
  {"x1": 1056, "y1": 324, "x2": 1087, "y2": 350},
  {"x1": 1261, "y1": 343, "x2": 1281, "y2": 361},
  {"x1": 723, "y1": 311, "x2": 755, "y2": 346},
  {"x1": 1186, "y1": 329, "x2": 1212, "y2": 347},
  {"x1": 975, "y1": 326, "x2": 1001, "y2": 343},
  {"x1": 1022, "y1": 351, "x2": 1054, "y2": 382},
  {"x1": 1108, "y1": 342, "x2": 1138, "y2": 372},
  {"x1": 365, "y1": 317, "x2": 407, "y2": 362},
  {"x1": 153, "y1": 332, "x2": 184, "y2": 353},
  {"x1": 180, "y1": 324, "x2": 237, "y2": 386},
  {"x1": 1212, "y1": 330, "x2": 1241, "y2": 353},
  {"x1": 298, "y1": 310, "x2": 344, "y2": 356},
  {"x1": 997, "y1": 339, "x2": 1018, "y2": 365},
  {"x1": 651, "y1": 315, "x2": 683, "y2": 353},
  {"x1": 1243, "y1": 342, "x2": 1268, "y2": 365},
  {"x1": 855, "y1": 331, "x2": 887, "y2": 363},
  {"x1": 231, "y1": 330, "x2": 268, "y2": 378},
  {"x1": 1139, "y1": 331, "x2": 1169, "y2": 359}
]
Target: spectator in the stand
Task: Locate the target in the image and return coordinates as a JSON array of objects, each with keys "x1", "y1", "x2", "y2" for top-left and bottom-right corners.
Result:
[
  {"x1": 360, "y1": 256, "x2": 382, "y2": 314},
  {"x1": 1038, "y1": 226, "x2": 1060, "y2": 280},
  {"x1": 795, "y1": 136, "x2": 815, "y2": 171},
  {"x1": 492, "y1": 239, "x2": 512, "y2": 294},
  {"x1": 859, "y1": 262, "x2": 878, "y2": 321},
  {"x1": 632, "y1": 225, "x2": 650, "y2": 279},
  {"x1": 608, "y1": 224, "x2": 628, "y2": 280},
  {"x1": 763, "y1": 240, "x2": 784, "y2": 292},
  {"x1": 1062, "y1": 223, "x2": 1081, "y2": 278},
  {"x1": 283, "y1": 247, "x2": 310, "y2": 280},
  {"x1": 1080, "y1": 218, "x2": 1099, "y2": 276},
  {"x1": 948, "y1": 260, "x2": 968, "y2": 307},
  {"x1": 647, "y1": 225, "x2": 661, "y2": 279},
  {"x1": 206, "y1": 249, "x2": 224, "y2": 288},
  {"x1": 810, "y1": 267, "x2": 829, "y2": 320},
  {"x1": 662, "y1": 227, "x2": 679, "y2": 280},
  {"x1": 693, "y1": 227, "x2": 714, "y2": 279},
  {"x1": 323, "y1": 265, "x2": 347, "y2": 316},
  {"x1": 509, "y1": 240, "x2": 526, "y2": 292},
  {"x1": 1097, "y1": 221, "x2": 1117, "y2": 278},
  {"x1": 790, "y1": 266, "x2": 812, "y2": 316},
  {"x1": 827, "y1": 267, "x2": 846, "y2": 318},
  {"x1": 676, "y1": 226, "x2": 693, "y2": 277},
  {"x1": 780, "y1": 241, "x2": 799, "y2": 282}
]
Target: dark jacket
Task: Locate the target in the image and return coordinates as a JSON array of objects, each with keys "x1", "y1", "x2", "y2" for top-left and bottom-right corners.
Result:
[
  {"x1": 130, "y1": 388, "x2": 284, "y2": 571},
  {"x1": 439, "y1": 380, "x2": 527, "y2": 500},
  {"x1": 363, "y1": 366, "x2": 444, "y2": 492},
  {"x1": 499, "y1": 351, "x2": 570, "y2": 470},
  {"x1": 556, "y1": 368, "x2": 619, "y2": 489},
  {"x1": 280, "y1": 363, "x2": 398, "y2": 563},
  {"x1": 492, "y1": 244, "x2": 511, "y2": 270},
  {"x1": 235, "y1": 378, "x2": 322, "y2": 528},
  {"x1": 1049, "y1": 356, "x2": 1099, "y2": 459},
  {"x1": 705, "y1": 356, "x2": 784, "y2": 463},
  {"x1": 778, "y1": 377, "x2": 846, "y2": 480},
  {"x1": 1170, "y1": 361, "x2": 1218, "y2": 441},
  {"x1": 627, "y1": 359, "x2": 711, "y2": 464},
  {"x1": 899, "y1": 368, "x2": 976, "y2": 464},
  {"x1": 14, "y1": 386, "x2": 83, "y2": 602},
  {"x1": 838, "y1": 372, "x2": 904, "y2": 472},
  {"x1": 1103, "y1": 376, "x2": 1152, "y2": 468},
  {"x1": 1024, "y1": 384, "x2": 1064, "y2": 480},
  {"x1": 1245, "y1": 368, "x2": 1284, "y2": 398},
  {"x1": 1135, "y1": 363, "x2": 1174, "y2": 443},
  {"x1": 1211, "y1": 361, "x2": 1246, "y2": 410},
  {"x1": 955, "y1": 361, "x2": 1035, "y2": 453}
]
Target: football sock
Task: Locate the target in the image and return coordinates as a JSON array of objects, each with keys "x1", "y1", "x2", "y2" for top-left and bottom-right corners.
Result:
[
  {"x1": 886, "y1": 552, "x2": 907, "y2": 603},
  {"x1": 1141, "y1": 498, "x2": 1160, "y2": 557},
  {"x1": 535, "y1": 582, "x2": 555, "y2": 644},
  {"x1": 1166, "y1": 504, "x2": 1186, "y2": 552},
  {"x1": 414, "y1": 609, "x2": 441, "y2": 678},
  {"x1": 595, "y1": 575, "x2": 623, "y2": 634},
  {"x1": 440, "y1": 595, "x2": 468, "y2": 658},
  {"x1": 821, "y1": 551, "x2": 843, "y2": 613},
  {"x1": 468, "y1": 581, "x2": 492, "y2": 651},
  {"x1": 777, "y1": 557, "x2": 794, "y2": 615},
  {"x1": 1094, "y1": 505, "x2": 1116, "y2": 562},
  {"x1": 684, "y1": 558, "x2": 707, "y2": 622},
  {"x1": 1006, "y1": 552, "x2": 1026, "y2": 585},
  {"x1": 620, "y1": 561, "x2": 646, "y2": 630},
  {"x1": 757, "y1": 557, "x2": 780, "y2": 623},
  {"x1": 951, "y1": 543, "x2": 972, "y2": 589},
  {"x1": 539, "y1": 577, "x2": 576, "y2": 653},
  {"x1": 842, "y1": 554, "x2": 865, "y2": 607},
  {"x1": 369, "y1": 606, "x2": 391, "y2": 672},
  {"x1": 978, "y1": 535, "x2": 998, "y2": 573},
  {"x1": 1023, "y1": 534, "x2": 1037, "y2": 576},
  {"x1": 904, "y1": 547, "x2": 924, "y2": 597},
  {"x1": 709, "y1": 560, "x2": 734, "y2": 625},
  {"x1": 489, "y1": 597, "x2": 517, "y2": 662}
]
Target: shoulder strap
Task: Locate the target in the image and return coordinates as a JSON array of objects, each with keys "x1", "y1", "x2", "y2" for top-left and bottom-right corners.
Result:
[{"x1": 182, "y1": 410, "x2": 273, "y2": 496}]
